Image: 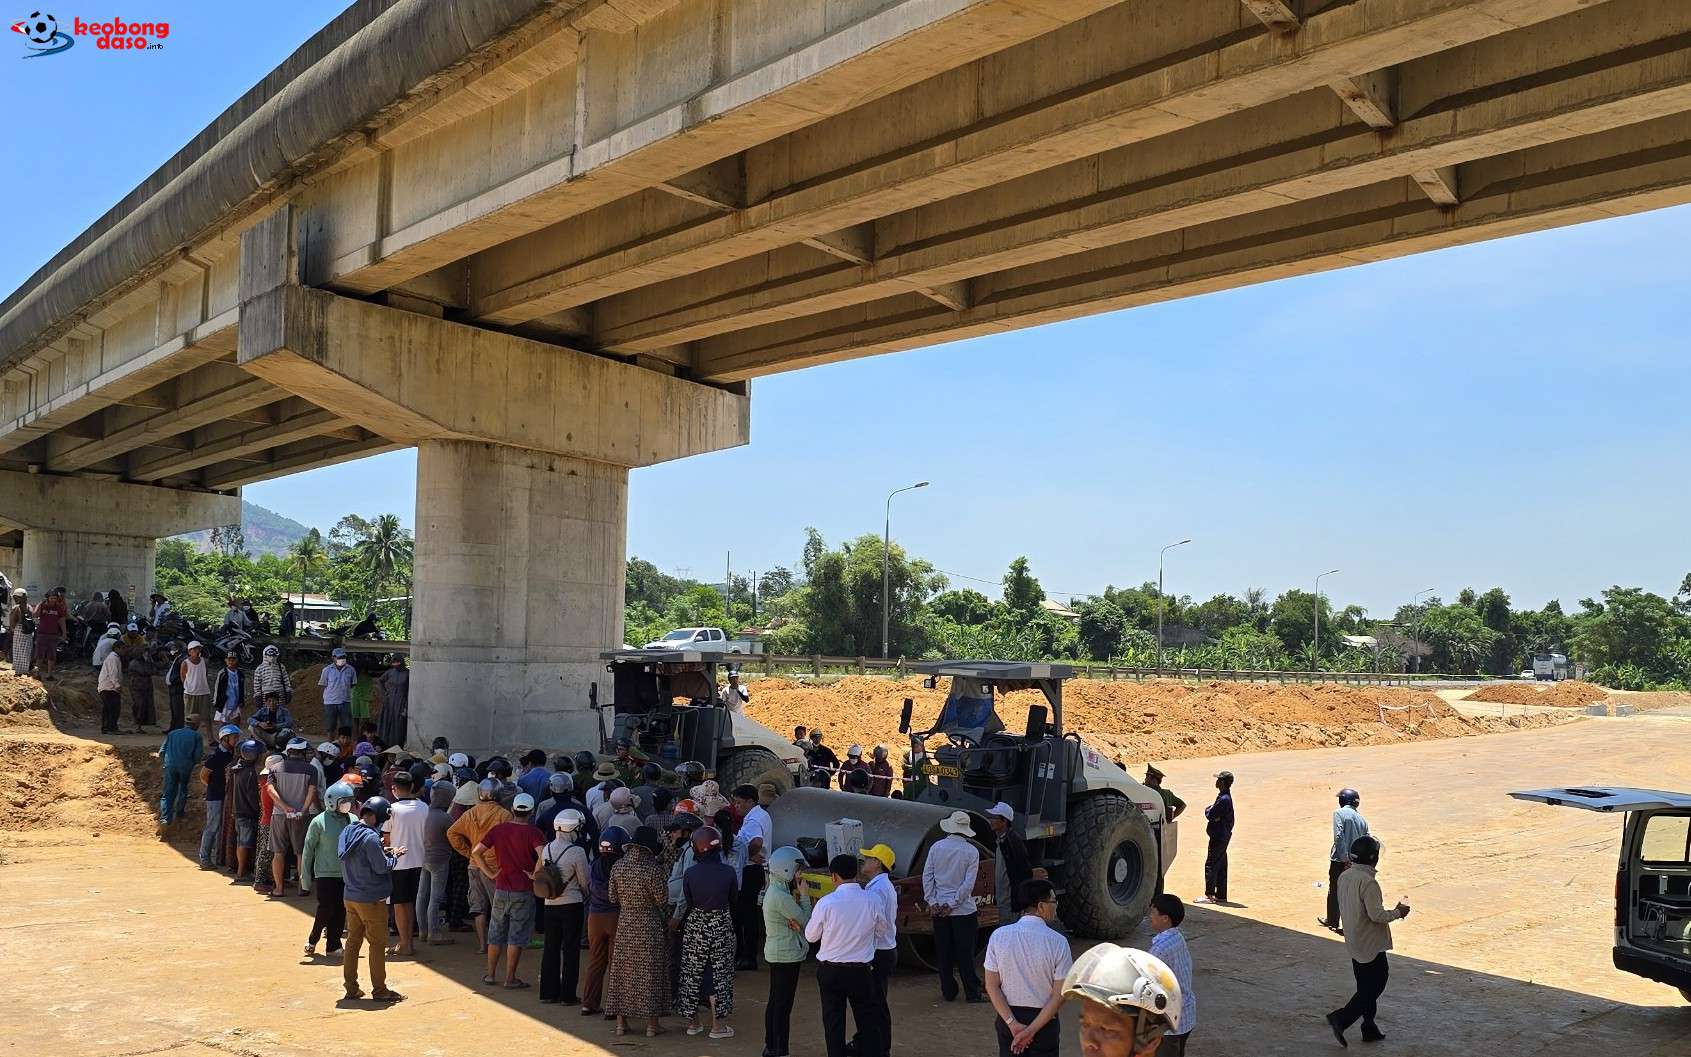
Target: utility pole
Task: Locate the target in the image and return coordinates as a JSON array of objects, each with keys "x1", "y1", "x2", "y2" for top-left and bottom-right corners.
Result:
[
  {"x1": 1412, "y1": 587, "x2": 1435, "y2": 674},
  {"x1": 1313, "y1": 568, "x2": 1340, "y2": 662},
  {"x1": 1156, "y1": 539, "x2": 1192, "y2": 670},
  {"x1": 725, "y1": 551, "x2": 731, "y2": 614},
  {"x1": 882, "y1": 481, "x2": 929, "y2": 658}
]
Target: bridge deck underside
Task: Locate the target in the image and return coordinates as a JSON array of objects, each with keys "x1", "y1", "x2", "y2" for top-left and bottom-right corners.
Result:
[{"x1": 5, "y1": 0, "x2": 1691, "y2": 489}]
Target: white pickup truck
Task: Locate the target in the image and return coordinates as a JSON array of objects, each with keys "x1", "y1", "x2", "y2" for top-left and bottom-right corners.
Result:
[{"x1": 642, "y1": 626, "x2": 763, "y2": 654}]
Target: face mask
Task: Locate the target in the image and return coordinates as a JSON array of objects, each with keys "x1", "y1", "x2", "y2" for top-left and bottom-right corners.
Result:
[
  {"x1": 337, "y1": 801, "x2": 353, "y2": 814},
  {"x1": 334, "y1": 659, "x2": 346, "y2": 667}
]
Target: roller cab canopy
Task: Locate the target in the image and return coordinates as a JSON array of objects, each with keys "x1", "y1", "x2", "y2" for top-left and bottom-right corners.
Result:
[
  {"x1": 1510, "y1": 787, "x2": 1691, "y2": 813},
  {"x1": 911, "y1": 659, "x2": 1073, "y2": 736}
]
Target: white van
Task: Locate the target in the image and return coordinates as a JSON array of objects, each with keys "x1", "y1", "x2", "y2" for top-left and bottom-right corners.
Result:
[{"x1": 1511, "y1": 786, "x2": 1691, "y2": 1001}]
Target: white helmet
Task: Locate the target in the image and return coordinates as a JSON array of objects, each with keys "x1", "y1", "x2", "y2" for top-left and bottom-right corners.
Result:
[
  {"x1": 767, "y1": 846, "x2": 808, "y2": 884},
  {"x1": 1063, "y1": 944, "x2": 1183, "y2": 1034},
  {"x1": 846, "y1": 744, "x2": 863, "y2": 758}
]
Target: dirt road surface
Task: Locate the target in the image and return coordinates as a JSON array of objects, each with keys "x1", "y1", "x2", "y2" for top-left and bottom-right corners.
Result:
[{"x1": 4, "y1": 717, "x2": 1691, "y2": 1056}]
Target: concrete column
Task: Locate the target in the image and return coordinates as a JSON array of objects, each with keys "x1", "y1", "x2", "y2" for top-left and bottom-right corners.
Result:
[
  {"x1": 0, "y1": 469, "x2": 238, "y2": 600},
  {"x1": 21, "y1": 530, "x2": 159, "y2": 601},
  {"x1": 237, "y1": 206, "x2": 749, "y2": 754},
  {"x1": 0, "y1": 542, "x2": 19, "y2": 587},
  {"x1": 410, "y1": 440, "x2": 628, "y2": 752}
]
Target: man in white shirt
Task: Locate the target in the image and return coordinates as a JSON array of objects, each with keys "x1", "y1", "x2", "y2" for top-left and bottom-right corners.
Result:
[
  {"x1": 721, "y1": 670, "x2": 750, "y2": 713},
  {"x1": 1147, "y1": 894, "x2": 1196, "y2": 1056},
  {"x1": 732, "y1": 784, "x2": 773, "y2": 969},
  {"x1": 855, "y1": 844, "x2": 899, "y2": 1057},
  {"x1": 385, "y1": 771, "x2": 430, "y2": 957},
  {"x1": 97, "y1": 639, "x2": 125, "y2": 734},
  {"x1": 805, "y1": 854, "x2": 889, "y2": 1057},
  {"x1": 985, "y1": 878, "x2": 1073, "y2": 1057},
  {"x1": 922, "y1": 809, "x2": 985, "y2": 1002}
]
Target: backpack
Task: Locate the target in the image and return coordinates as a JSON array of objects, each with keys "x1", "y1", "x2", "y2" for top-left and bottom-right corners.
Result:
[{"x1": 532, "y1": 846, "x2": 566, "y2": 899}]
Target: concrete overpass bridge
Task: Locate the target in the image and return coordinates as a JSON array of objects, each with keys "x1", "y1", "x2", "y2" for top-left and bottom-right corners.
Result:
[{"x1": 5, "y1": 0, "x2": 1689, "y2": 751}]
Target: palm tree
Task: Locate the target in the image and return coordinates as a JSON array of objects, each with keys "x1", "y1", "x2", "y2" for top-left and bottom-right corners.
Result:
[
  {"x1": 356, "y1": 514, "x2": 413, "y2": 612},
  {"x1": 289, "y1": 530, "x2": 327, "y2": 607}
]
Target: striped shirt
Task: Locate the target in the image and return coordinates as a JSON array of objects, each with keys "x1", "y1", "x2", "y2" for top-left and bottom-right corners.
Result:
[{"x1": 1149, "y1": 926, "x2": 1196, "y2": 1036}]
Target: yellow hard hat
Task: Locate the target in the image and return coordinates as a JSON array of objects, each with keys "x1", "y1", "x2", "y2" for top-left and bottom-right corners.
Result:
[{"x1": 858, "y1": 843, "x2": 895, "y2": 870}]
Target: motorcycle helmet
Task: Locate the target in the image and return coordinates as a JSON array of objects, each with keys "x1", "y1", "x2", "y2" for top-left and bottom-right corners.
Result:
[{"x1": 360, "y1": 796, "x2": 393, "y2": 826}]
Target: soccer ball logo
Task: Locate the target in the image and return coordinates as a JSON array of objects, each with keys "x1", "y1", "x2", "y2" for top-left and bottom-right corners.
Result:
[{"x1": 21, "y1": 12, "x2": 56, "y2": 44}]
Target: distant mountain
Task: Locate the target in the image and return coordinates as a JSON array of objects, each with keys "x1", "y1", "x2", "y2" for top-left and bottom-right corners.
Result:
[{"x1": 178, "y1": 501, "x2": 312, "y2": 557}]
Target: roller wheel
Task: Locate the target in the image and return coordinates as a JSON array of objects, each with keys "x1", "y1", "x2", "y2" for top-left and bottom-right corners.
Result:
[
  {"x1": 1058, "y1": 793, "x2": 1158, "y2": 940},
  {"x1": 716, "y1": 747, "x2": 794, "y2": 801}
]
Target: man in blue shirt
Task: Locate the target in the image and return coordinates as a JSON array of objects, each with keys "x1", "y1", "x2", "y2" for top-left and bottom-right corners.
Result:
[
  {"x1": 1320, "y1": 788, "x2": 1369, "y2": 933},
  {"x1": 319, "y1": 648, "x2": 357, "y2": 741},
  {"x1": 1196, "y1": 771, "x2": 1235, "y2": 905},
  {"x1": 158, "y1": 715, "x2": 204, "y2": 829},
  {"x1": 515, "y1": 748, "x2": 551, "y2": 802},
  {"x1": 337, "y1": 795, "x2": 406, "y2": 1003}
]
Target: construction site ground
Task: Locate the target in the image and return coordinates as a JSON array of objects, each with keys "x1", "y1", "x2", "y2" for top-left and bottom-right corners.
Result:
[{"x1": 4, "y1": 670, "x2": 1691, "y2": 1056}]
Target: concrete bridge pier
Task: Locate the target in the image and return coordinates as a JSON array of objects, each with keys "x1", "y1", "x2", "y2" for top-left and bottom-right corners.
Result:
[
  {"x1": 238, "y1": 208, "x2": 750, "y2": 753},
  {"x1": 0, "y1": 469, "x2": 238, "y2": 602}
]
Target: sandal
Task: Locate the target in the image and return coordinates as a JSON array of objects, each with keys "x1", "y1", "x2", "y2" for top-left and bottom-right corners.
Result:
[
  {"x1": 504, "y1": 979, "x2": 531, "y2": 990},
  {"x1": 647, "y1": 1027, "x2": 665, "y2": 1038},
  {"x1": 343, "y1": 988, "x2": 364, "y2": 1001},
  {"x1": 710, "y1": 1026, "x2": 736, "y2": 1040},
  {"x1": 686, "y1": 1023, "x2": 705, "y2": 1036},
  {"x1": 615, "y1": 1025, "x2": 628, "y2": 1037},
  {"x1": 482, "y1": 974, "x2": 499, "y2": 985}
]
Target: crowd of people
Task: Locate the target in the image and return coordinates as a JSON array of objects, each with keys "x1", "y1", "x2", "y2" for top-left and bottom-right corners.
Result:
[
  {"x1": 151, "y1": 717, "x2": 1221, "y2": 1055},
  {"x1": 105, "y1": 644, "x2": 1422, "y2": 1055}
]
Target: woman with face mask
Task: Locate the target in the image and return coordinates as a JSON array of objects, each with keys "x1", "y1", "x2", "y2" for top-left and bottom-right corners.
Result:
[{"x1": 301, "y1": 781, "x2": 356, "y2": 958}]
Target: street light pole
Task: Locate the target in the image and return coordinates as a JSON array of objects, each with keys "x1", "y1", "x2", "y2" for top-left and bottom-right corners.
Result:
[
  {"x1": 1156, "y1": 539, "x2": 1192, "y2": 670},
  {"x1": 1412, "y1": 587, "x2": 1435, "y2": 674},
  {"x1": 1313, "y1": 568, "x2": 1340, "y2": 662},
  {"x1": 882, "y1": 481, "x2": 929, "y2": 658}
]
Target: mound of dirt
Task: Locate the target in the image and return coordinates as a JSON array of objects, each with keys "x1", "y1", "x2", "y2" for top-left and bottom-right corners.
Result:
[
  {"x1": 0, "y1": 664, "x2": 47, "y2": 715},
  {"x1": 1464, "y1": 680, "x2": 1608, "y2": 709},
  {"x1": 744, "y1": 675, "x2": 1576, "y2": 766}
]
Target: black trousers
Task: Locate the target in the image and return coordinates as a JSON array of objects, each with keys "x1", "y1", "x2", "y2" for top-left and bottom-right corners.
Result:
[
  {"x1": 737, "y1": 863, "x2": 766, "y2": 966},
  {"x1": 541, "y1": 902, "x2": 585, "y2": 1002},
  {"x1": 1324, "y1": 860, "x2": 1345, "y2": 924},
  {"x1": 311, "y1": 877, "x2": 346, "y2": 952},
  {"x1": 996, "y1": 1004, "x2": 1061, "y2": 1057},
  {"x1": 1333, "y1": 953, "x2": 1390, "y2": 1034},
  {"x1": 933, "y1": 912, "x2": 982, "y2": 1000},
  {"x1": 764, "y1": 960, "x2": 802, "y2": 1057},
  {"x1": 99, "y1": 689, "x2": 122, "y2": 733},
  {"x1": 167, "y1": 683, "x2": 185, "y2": 732},
  {"x1": 817, "y1": 961, "x2": 883, "y2": 1057},
  {"x1": 1204, "y1": 832, "x2": 1231, "y2": 901},
  {"x1": 851, "y1": 946, "x2": 897, "y2": 1057}
]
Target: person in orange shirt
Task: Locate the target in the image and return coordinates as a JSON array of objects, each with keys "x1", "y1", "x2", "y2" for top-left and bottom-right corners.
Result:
[{"x1": 446, "y1": 779, "x2": 512, "y2": 953}]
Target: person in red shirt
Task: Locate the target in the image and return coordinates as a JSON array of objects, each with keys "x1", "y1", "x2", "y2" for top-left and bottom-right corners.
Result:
[
  {"x1": 33, "y1": 587, "x2": 69, "y2": 681},
  {"x1": 473, "y1": 792, "x2": 547, "y2": 989}
]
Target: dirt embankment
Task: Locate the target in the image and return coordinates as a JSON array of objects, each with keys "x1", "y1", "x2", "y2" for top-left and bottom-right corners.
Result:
[
  {"x1": 1464, "y1": 680, "x2": 1609, "y2": 709},
  {"x1": 744, "y1": 675, "x2": 1575, "y2": 767},
  {"x1": 0, "y1": 666, "x2": 173, "y2": 837}
]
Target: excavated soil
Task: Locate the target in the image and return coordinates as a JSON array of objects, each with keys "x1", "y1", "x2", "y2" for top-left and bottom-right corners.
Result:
[
  {"x1": 0, "y1": 665, "x2": 173, "y2": 837},
  {"x1": 745, "y1": 675, "x2": 1575, "y2": 766},
  {"x1": 1464, "y1": 680, "x2": 1609, "y2": 708}
]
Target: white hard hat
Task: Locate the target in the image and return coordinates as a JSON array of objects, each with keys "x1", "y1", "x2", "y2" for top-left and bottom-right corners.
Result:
[
  {"x1": 1062, "y1": 944, "x2": 1183, "y2": 1034},
  {"x1": 939, "y1": 809, "x2": 973, "y2": 835},
  {"x1": 987, "y1": 802, "x2": 1015, "y2": 822}
]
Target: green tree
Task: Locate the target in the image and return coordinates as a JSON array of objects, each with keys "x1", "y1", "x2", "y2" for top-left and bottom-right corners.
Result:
[
  {"x1": 930, "y1": 588, "x2": 994, "y2": 625},
  {"x1": 1075, "y1": 598, "x2": 1127, "y2": 660},
  {"x1": 288, "y1": 530, "x2": 327, "y2": 604},
  {"x1": 759, "y1": 566, "x2": 796, "y2": 601},
  {"x1": 1417, "y1": 604, "x2": 1501, "y2": 674},
  {"x1": 1188, "y1": 593, "x2": 1251, "y2": 634},
  {"x1": 1002, "y1": 556, "x2": 1044, "y2": 612},
  {"x1": 789, "y1": 531, "x2": 944, "y2": 656},
  {"x1": 1572, "y1": 586, "x2": 1688, "y2": 678},
  {"x1": 1268, "y1": 589, "x2": 1332, "y2": 654},
  {"x1": 355, "y1": 514, "x2": 413, "y2": 608}
]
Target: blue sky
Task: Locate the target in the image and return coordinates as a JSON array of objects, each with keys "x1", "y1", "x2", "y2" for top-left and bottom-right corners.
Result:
[{"x1": 5, "y1": 3, "x2": 1689, "y2": 617}]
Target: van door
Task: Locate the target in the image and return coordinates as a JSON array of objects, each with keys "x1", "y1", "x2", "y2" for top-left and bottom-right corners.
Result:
[{"x1": 1510, "y1": 787, "x2": 1691, "y2": 813}]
